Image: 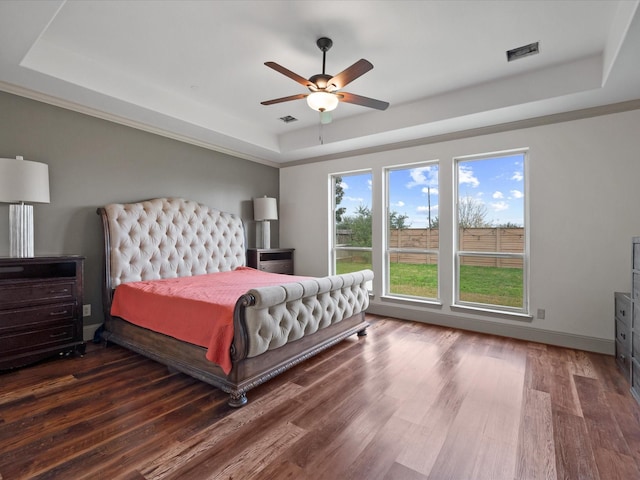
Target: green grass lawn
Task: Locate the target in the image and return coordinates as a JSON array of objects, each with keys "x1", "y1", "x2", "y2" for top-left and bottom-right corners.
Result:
[{"x1": 337, "y1": 261, "x2": 523, "y2": 308}]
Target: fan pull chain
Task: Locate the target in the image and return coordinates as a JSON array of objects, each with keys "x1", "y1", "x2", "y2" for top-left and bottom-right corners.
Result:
[{"x1": 319, "y1": 118, "x2": 324, "y2": 145}]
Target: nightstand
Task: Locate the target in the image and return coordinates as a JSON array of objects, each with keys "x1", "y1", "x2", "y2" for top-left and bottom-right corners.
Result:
[
  {"x1": 0, "y1": 256, "x2": 85, "y2": 369},
  {"x1": 247, "y1": 248, "x2": 294, "y2": 275}
]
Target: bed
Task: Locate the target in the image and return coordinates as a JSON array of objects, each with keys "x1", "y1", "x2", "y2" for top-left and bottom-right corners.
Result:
[{"x1": 98, "y1": 197, "x2": 373, "y2": 407}]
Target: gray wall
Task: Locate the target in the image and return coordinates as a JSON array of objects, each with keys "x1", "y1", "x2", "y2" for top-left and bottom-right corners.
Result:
[{"x1": 0, "y1": 91, "x2": 279, "y2": 336}]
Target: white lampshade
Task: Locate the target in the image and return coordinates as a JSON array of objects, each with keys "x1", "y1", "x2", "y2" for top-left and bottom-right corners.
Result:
[
  {"x1": 306, "y1": 92, "x2": 339, "y2": 112},
  {"x1": 253, "y1": 196, "x2": 278, "y2": 221},
  {"x1": 0, "y1": 156, "x2": 50, "y2": 203}
]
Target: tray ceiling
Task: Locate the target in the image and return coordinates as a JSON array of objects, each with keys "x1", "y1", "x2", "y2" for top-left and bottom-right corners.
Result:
[{"x1": 1, "y1": 0, "x2": 639, "y2": 166}]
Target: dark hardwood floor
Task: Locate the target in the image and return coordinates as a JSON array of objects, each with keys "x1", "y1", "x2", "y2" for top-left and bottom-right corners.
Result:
[{"x1": 1, "y1": 315, "x2": 639, "y2": 479}]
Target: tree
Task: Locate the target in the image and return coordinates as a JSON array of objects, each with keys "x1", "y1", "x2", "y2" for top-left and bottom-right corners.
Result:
[
  {"x1": 389, "y1": 210, "x2": 411, "y2": 230},
  {"x1": 334, "y1": 176, "x2": 347, "y2": 223},
  {"x1": 389, "y1": 210, "x2": 411, "y2": 254},
  {"x1": 337, "y1": 204, "x2": 372, "y2": 247},
  {"x1": 458, "y1": 196, "x2": 490, "y2": 228},
  {"x1": 497, "y1": 221, "x2": 522, "y2": 228}
]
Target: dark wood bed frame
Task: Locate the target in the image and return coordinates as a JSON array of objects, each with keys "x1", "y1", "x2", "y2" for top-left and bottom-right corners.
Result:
[{"x1": 97, "y1": 199, "x2": 371, "y2": 407}]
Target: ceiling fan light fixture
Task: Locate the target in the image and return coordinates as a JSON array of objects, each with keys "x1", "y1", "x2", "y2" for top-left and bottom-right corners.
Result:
[{"x1": 306, "y1": 91, "x2": 339, "y2": 112}]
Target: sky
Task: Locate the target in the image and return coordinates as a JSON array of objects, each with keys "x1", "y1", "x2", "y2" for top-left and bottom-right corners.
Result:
[{"x1": 336, "y1": 153, "x2": 525, "y2": 228}]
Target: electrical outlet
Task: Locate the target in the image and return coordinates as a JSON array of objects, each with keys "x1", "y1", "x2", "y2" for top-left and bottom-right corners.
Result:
[
  {"x1": 537, "y1": 308, "x2": 545, "y2": 320},
  {"x1": 83, "y1": 304, "x2": 91, "y2": 317}
]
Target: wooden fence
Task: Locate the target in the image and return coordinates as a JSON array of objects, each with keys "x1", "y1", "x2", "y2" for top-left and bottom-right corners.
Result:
[{"x1": 339, "y1": 228, "x2": 524, "y2": 268}]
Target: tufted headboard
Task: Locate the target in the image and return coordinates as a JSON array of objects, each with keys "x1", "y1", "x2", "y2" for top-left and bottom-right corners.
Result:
[{"x1": 99, "y1": 198, "x2": 246, "y2": 290}]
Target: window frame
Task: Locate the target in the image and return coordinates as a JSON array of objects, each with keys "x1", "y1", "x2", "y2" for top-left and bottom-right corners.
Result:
[
  {"x1": 453, "y1": 149, "x2": 529, "y2": 315},
  {"x1": 384, "y1": 161, "x2": 440, "y2": 302},
  {"x1": 329, "y1": 170, "x2": 373, "y2": 276}
]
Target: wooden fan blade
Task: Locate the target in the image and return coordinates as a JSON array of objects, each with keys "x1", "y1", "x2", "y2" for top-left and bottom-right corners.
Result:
[
  {"x1": 260, "y1": 93, "x2": 307, "y2": 106},
  {"x1": 338, "y1": 92, "x2": 389, "y2": 111},
  {"x1": 328, "y1": 59, "x2": 373, "y2": 90},
  {"x1": 264, "y1": 62, "x2": 314, "y2": 88}
]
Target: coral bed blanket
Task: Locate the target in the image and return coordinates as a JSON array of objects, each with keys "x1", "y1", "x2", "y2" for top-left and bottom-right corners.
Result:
[{"x1": 110, "y1": 266, "x2": 305, "y2": 374}]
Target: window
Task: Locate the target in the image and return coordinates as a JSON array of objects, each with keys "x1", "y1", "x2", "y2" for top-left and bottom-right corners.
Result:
[
  {"x1": 331, "y1": 171, "x2": 372, "y2": 275},
  {"x1": 385, "y1": 162, "x2": 439, "y2": 300},
  {"x1": 454, "y1": 151, "x2": 527, "y2": 313}
]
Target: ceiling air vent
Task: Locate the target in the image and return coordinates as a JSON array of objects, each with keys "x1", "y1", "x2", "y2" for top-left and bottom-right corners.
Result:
[
  {"x1": 279, "y1": 115, "x2": 298, "y2": 123},
  {"x1": 506, "y1": 42, "x2": 539, "y2": 62}
]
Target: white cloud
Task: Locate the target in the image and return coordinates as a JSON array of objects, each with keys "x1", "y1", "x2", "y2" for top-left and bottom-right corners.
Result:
[
  {"x1": 491, "y1": 201, "x2": 509, "y2": 212},
  {"x1": 407, "y1": 166, "x2": 438, "y2": 188},
  {"x1": 458, "y1": 165, "x2": 479, "y2": 187},
  {"x1": 367, "y1": 179, "x2": 372, "y2": 190},
  {"x1": 421, "y1": 186, "x2": 439, "y2": 195},
  {"x1": 510, "y1": 189, "x2": 524, "y2": 199},
  {"x1": 345, "y1": 196, "x2": 364, "y2": 203},
  {"x1": 394, "y1": 200, "x2": 405, "y2": 207},
  {"x1": 492, "y1": 191, "x2": 504, "y2": 199},
  {"x1": 339, "y1": 181, "x2": 349, "y2": 190},
  {"x1": 511, "y1": 171, "x2": 523, "y2": 181},
  {"x1": 417, "y1": 204, "x2": 439, "y2": 213}
]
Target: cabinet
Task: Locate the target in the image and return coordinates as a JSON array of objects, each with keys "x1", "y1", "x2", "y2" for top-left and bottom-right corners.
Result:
[
  {"x1": 0, "y1": 256, "x2": 85, "y2": 369},
  {"x1": 632, "y1": 238, "x2": 640, "y2": 402},
  {"x1": 247, "y1": 248, "x2": 294, "y2": 275},
  {"x1": 615, "y1": 292, "x2": 631, "y2": 378}
]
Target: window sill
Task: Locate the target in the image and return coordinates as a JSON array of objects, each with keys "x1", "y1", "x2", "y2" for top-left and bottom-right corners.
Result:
[
  {"x1": 451, "y1": 303, "x2": 533, "y2": 322},
  {"x1": 380, "y1": 295, "x2": 443, "y2": 308}
]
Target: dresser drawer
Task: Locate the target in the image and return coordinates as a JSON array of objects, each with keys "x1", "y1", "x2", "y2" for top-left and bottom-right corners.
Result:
[
  {"x1": 0, "y1": 303, "x2": 76, "y2": 332},
  {"x1": 615, "y1": 293, "x2": 631, "y2": 327},
  {"x1": 0, "y1": 321, "x2": 76, "y2": 355},
  {"x1": 0, "y1": 280, "x2": 76, "y2": 309},
  {"x1": 258, "y1": 260, "x2": 293, "y2": 274},
  {"x1": 616, "y1": 317, "x2": 631, "y2": 344},
  {"x1": 616, "y1": 339, "x2": 631, "y2": 376}
]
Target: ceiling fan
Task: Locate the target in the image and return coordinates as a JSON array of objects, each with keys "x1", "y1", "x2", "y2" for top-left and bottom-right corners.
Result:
[{"x1": 261, "y1": 37, "x2": 389, "y2": 121}]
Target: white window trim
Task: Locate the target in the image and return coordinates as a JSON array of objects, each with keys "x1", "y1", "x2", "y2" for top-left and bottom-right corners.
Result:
[
  {"x1": 329, "y1": 170, "x2": 373, "y2": 276},
  {"x1": 384, "y1": 161, "x2": 440, "y2": 301},
  {"x1": 453, "y1": 148, "x2": 530, "y2": 315}
]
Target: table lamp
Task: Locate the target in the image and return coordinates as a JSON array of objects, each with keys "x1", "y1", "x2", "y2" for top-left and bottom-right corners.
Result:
[
  {"x1": 253, "y1": 196, "x2": 277, "y2": 249},
  {"x1": 0, "y1": 156, "x2": 50, "y2": 257}
]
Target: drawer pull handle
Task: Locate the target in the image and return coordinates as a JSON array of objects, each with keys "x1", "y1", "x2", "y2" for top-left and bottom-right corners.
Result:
[
  {"x1": 621, "y1": 333, "x2": 627, "y2": 340},
  {"x1": 620, "y1": 309, "x2": 626, "y2": 316},
  {"x1": 49, "y1": 289, "x2": 69, "y2": 294},
  {"x1": 49, "y1": 310, "x2": 69, "y2": 316},
  {"x1": 49, "y1": 331, "x2": 68, "y2": 338}
]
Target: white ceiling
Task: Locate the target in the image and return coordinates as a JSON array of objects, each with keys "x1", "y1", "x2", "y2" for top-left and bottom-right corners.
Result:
[{"x1": 1, "y1": 0, "x2": 639, "y2": 166}]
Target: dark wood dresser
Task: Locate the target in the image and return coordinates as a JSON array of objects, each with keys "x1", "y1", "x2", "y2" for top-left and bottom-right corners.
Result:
[
  {"x1": 247, "y1": 248, "x2": 294, "y2": 275},
  {"x1": 0, "y1": 255, "x2": 85, "y2": 369}
]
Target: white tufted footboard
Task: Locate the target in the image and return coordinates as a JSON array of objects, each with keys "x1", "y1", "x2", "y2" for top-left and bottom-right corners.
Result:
[{"x1": 231, "y1": 269, "x2": 373, "y2": 361}]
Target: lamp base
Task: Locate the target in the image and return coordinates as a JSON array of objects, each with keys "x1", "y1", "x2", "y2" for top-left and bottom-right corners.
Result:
[
  {"x1": 258, "y1": 220, "x2": 271, "y2": 249},
  {"x1": 10, "y1": 203, "x2": 34, "y2": 257}
]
